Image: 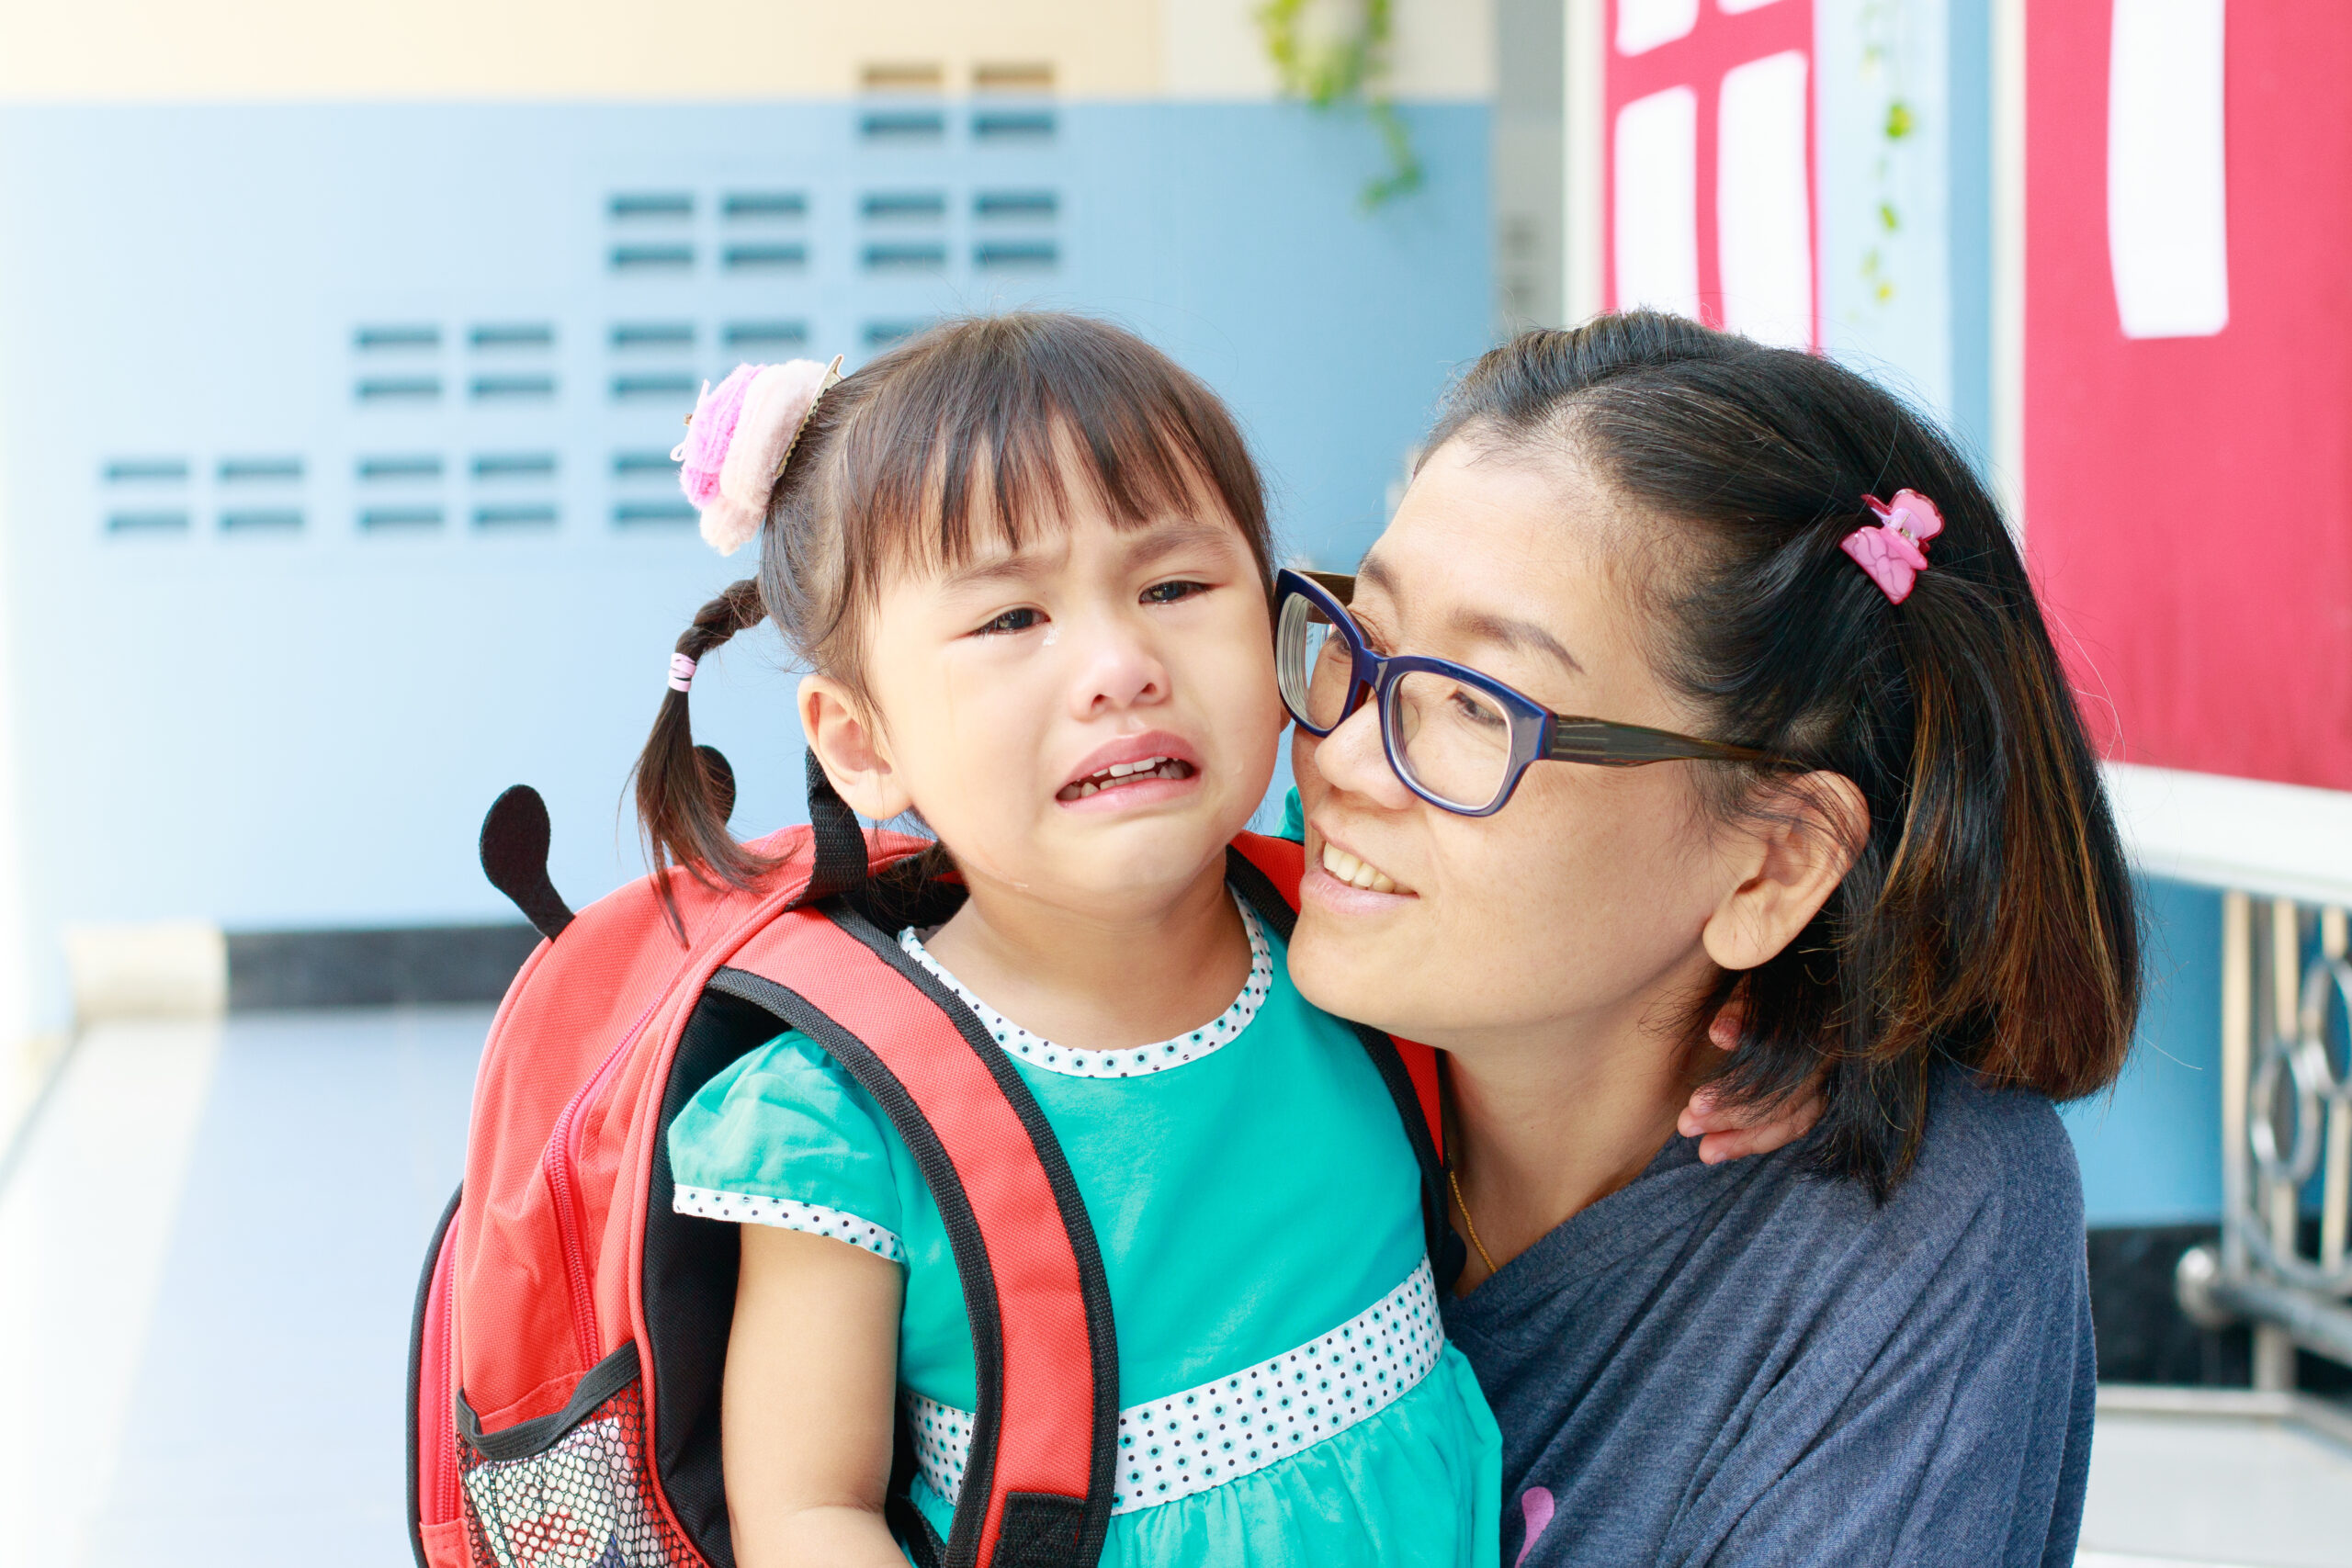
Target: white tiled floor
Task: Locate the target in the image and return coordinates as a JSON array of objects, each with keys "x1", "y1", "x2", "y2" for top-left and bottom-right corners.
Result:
[
  {"x1": 0, "y1": 1007, "x2": 480, "y2": 1568},
  {"x1": 1, "y1": 1005, "x2": 2348, "y2": 1568},
  {"x1": 2077, "y1": 1404, "x2": 2352, "y2": 1568}
]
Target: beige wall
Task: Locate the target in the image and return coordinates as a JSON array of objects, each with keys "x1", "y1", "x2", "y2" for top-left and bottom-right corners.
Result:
[
  {"x1": 1159, "y1": 0, "x2": 1493, "y2": 100},
  {"x1": 0, "y1": 0, "x2": 1489, "y2": 101}
]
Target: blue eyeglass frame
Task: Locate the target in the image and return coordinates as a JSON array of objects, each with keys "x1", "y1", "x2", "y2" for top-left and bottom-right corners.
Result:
[{"x1": 1273, "y1": 568, "x2": 1791, "y2": 817}]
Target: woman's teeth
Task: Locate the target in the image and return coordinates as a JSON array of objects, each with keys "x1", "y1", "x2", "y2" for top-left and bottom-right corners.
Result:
[
  {"x1": 1320, "y1": 841, "x2": 1401, "y2": 894},
  {"x1": 1059, "y1": 756, "x2": 1193, "y2": 800}
]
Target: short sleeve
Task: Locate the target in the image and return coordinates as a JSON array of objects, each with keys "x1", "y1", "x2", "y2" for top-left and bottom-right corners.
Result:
[{"x1": 665, "y1": 1030, "x2": 909, "y2": 1264}]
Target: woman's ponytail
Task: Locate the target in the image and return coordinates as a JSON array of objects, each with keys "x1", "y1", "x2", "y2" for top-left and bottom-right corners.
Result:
[{"x1": 633, "y1": 577, "x2": 774, "y2": 933}]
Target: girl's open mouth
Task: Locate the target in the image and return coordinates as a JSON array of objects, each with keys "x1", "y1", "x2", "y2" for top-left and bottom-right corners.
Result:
[{"x1": 1055, "y1": 755, "x2": 1198, "y2": 802}]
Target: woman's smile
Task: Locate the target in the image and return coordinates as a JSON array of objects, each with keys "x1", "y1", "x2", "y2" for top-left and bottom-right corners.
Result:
[{"x1": 1302, "y1": 821, "x2": 1419, "y2": 908}]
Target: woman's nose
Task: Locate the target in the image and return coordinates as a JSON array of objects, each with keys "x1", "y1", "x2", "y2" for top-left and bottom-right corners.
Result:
[{"x1": 1311, "y1": 699, "x2": 1415, "y2": 808}]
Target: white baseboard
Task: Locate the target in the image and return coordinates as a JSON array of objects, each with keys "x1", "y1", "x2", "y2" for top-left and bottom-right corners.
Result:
[{"x1": 62, "y1": 920, "x2": 225, "y2": 1022}]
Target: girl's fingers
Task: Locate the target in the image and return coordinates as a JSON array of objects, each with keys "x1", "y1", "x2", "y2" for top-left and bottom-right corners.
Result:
[
  {"x1": 1694, "y1": 1095, "x2": 1825, "y2": 1164},
  {"x1": 1680, "y1": 1079, "x2": 1827, "y2": 1160},
  {"x1": 1686, "y1": 990, "x2": 1827, "y2": 1160}
]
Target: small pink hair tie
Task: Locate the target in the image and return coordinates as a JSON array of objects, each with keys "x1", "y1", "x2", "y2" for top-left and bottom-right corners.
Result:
[
  {"x1": 668, "y1": 652, "x2": 697, "y2": 693},
  {"x1": 672, "y1": 354, "x2": 846, "y2": 556},
  {"x1": 1841, "y1": 489, "x2": 1945, "y2": 604}
]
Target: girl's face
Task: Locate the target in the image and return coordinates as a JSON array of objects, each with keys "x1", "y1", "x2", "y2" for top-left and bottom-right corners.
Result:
[
  {"x1": 1286, "y1": 438, "x2": 1739, "y2": 1050},
  {"x1": 817, "y1": 476, "x2": 1283, "y2": 921}
]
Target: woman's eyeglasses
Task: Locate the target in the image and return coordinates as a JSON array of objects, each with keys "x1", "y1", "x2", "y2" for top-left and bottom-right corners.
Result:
[{"x1": 1272, "y1": 568, "x2": 1790, "y2": 817}]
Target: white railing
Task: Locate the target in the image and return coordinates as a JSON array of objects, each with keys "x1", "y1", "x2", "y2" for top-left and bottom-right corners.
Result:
[{"x1": 2107, "y1": 763, "x2": 2352, "y2": 1385}]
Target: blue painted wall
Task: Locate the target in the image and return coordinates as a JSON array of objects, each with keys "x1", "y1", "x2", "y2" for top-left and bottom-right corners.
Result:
[
  {"x1": 2064, "y1": 877, "x2": 2226, "y2": 1224},
  {"x1": 0, "y1": 101, "x2": 1489, "y2": 1026}
]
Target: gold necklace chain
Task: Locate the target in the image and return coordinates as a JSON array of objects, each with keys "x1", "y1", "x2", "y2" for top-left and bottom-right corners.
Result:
[{"x1": 1448, "y1": 1164, "x2": 1498, "y2": 1278}]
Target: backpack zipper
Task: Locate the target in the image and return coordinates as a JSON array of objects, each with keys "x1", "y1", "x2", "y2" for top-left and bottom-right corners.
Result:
[
  {"x1": 539, "y1": 879, "x2": 807, "y2": 1373},
  {"x1": 439, "y1": 1266, "x2": 461, "y2": 1522},
  {"x1": 542, "y1": 1005, "x2": 653, "y2": 1370}
]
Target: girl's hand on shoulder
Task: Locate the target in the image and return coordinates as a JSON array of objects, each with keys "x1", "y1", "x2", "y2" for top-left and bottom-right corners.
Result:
[{"x1": 1676, "y1": 1003, "x2": 1826, "y2": 1165}]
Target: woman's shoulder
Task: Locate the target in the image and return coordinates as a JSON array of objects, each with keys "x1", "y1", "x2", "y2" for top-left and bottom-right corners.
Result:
[
  {"x1": 1700, "y1": 1066, "x2": 2084, "y2": 1292},
  {"x1": 1724, "y1": 1066, "x2": 2088, "y2": 1312},
  {"x1": 1905, "y1": 1066, "x2": 2086, "y2": 1242}
]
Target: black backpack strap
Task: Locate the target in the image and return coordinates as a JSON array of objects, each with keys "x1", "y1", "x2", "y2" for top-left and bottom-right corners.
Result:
[
  {"x1": 711, "y1": 902, "x2": 1116, "y2": 1568},
  {"x1": 800, "y1": 750, "x2": 872, "y2": 903}
]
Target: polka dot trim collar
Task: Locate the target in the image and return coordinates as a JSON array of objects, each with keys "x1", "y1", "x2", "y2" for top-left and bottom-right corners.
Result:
[{"x1": 897, "y1": 894, "x2": 1273, "y2": 1079}]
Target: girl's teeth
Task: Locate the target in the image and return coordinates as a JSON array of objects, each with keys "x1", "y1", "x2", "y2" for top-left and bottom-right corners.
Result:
[
  {"x1": 1062, "y1": 757, "x2": 1190, "y2": 800},
  {"x1": 1369, "y1": 871, "x2": 1396, "y2": 893}
]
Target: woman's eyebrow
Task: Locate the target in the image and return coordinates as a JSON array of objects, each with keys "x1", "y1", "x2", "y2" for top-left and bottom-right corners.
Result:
[
  {"x1": 1460, "y1": 609, "x2": 1586, "y2": 677},
  {"x1": 1356, "y1": 552, "x2": 1586, "y2": 677}
]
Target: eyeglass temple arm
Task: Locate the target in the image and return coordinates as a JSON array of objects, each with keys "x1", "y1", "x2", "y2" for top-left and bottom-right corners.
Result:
[
  {"x1": 1301, "y1": 570, "x2": 1355, "y2": 604},
  {"x1": 1546, "y1": 718, "x2": 1781, "y2": 767}
]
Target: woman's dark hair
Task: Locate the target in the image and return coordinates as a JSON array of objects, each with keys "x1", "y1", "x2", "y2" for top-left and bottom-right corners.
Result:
[
  {"x1": 633, "y1": 311, "x2": 1273, "y2": 921},
  {"x1": 1430, "y1": 311, "x2": 2140, "y2": 1198}
]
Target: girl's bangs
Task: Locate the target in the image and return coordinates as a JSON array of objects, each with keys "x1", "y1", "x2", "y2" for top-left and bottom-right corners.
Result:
[{"x1": 833, "y1": 317, "x2": 1267, "y2": 581}]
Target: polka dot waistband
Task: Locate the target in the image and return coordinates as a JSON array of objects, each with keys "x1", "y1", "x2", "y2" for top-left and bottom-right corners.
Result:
[
  {"x1": 903, "y1": 1257, "x2": 1444, "y2": 1517},
  {"x1": 897, "y1": 893, "x2": 1273, "y2": 1079}
]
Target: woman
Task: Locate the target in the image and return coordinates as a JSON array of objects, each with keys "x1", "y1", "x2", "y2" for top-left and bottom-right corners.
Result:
[{"x1": 1278, "y1": 314, "x2": 2135, "y2": 1565}]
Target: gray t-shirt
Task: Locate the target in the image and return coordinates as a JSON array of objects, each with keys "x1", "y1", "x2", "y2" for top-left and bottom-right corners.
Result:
[{"x1": 1441, "y1": 1066, "x2": 2095, "y2": 1567}]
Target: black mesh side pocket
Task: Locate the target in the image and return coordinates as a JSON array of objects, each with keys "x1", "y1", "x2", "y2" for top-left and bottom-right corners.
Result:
[{"x1": 458, "y1": 1344, "x2": 695, "y2": 1568}]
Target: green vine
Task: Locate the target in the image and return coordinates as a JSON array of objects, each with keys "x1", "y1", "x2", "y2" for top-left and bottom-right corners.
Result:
[
  {"x1": 1256, "y1": 0, "x2": 1425, "y2": 209},
  {"x1": 1859, "y1": 0, "x2": 1917, "y2": 305}
]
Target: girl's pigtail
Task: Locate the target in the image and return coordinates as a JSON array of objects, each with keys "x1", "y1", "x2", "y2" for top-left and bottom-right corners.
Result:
[{"x1": 633, "y1": 577, "x2": 775, "y2": 936}]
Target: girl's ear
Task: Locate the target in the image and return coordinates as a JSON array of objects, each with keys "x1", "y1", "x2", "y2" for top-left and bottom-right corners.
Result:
[
  {"x1": 1701, "y1": 773, "x2": 1868, "y2": 972},
  {"x1": 798, "y1": 674, "x2": 914, "y2": 822}
]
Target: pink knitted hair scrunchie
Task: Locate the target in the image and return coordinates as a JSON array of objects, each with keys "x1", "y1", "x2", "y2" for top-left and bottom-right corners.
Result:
[{"x1": 671, "y1": 355, "x2": 845, "y2": 556}]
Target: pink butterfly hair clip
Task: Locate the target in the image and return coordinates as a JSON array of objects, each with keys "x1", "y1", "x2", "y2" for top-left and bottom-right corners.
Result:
[{"x1": 1840, "y1": 489, "x2": 1945, "y2": 604}]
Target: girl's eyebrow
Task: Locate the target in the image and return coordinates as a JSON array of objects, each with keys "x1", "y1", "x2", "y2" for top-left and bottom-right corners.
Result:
[
  {"x1": 941, "y1": 549, "x2": 1047, "y2": 592},
  {"x1": 943, "y1": 517, "x2": 1238, "y2": 593},
  {"x1": 1123, "y1": 517, "x2": 1243, "y2": 569}
]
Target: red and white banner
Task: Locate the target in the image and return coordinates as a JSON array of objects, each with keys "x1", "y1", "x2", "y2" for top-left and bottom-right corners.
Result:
[
  {"x1": 2028, "y1": 2, "x2": 2352, "y2": 792},
  {"x1": 1605, "y1": 0, "x2": 1817, "y2": 347}
]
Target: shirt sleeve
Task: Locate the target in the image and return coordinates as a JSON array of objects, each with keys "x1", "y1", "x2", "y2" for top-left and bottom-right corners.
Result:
[{"x1": 665, "y1": 1030, "x2": 909, "y2": 1264}]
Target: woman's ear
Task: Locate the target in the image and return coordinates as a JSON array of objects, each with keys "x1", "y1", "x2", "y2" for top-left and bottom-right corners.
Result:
[
  {"x1": 797, "y1": 674, "x2": 914, "y2": 822},
  {"x1": 1701, "y1": 773, "x2": 1868, "y2": 971}
]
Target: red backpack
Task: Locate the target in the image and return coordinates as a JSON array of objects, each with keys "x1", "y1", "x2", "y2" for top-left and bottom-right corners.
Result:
[{"x1": 407, "y1": 758, "x2": 1446, "y2": 1568}]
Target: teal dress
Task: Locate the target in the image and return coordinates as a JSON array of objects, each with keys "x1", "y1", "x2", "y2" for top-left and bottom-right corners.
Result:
[{"x1": 668, "y1": 895, "x2": 1501, "y2": 1565}]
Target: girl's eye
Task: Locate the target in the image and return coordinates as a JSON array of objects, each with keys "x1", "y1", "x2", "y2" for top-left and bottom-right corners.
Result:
[
  {"x1": 977, "y1": 607, "x2": 1045, "y2": 636},
  {"x1": 1142, "y1": 580, "x2": 1210, "y2": 604}
]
